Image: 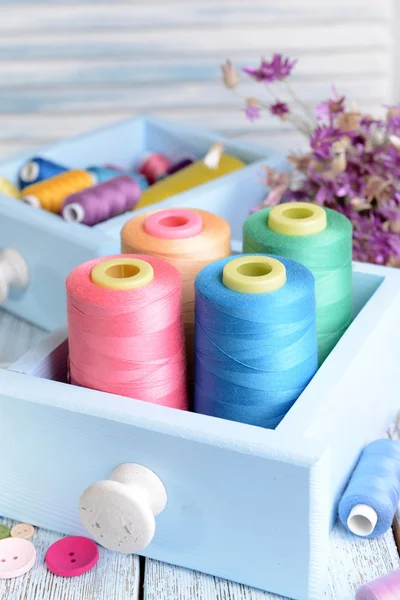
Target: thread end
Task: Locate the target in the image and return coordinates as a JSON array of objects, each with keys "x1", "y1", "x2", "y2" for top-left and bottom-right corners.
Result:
[{"x1": 347, "y1": 504, "x2": 378, "y2": 537}]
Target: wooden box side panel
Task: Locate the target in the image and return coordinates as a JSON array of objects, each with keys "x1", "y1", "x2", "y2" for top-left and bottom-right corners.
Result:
[{"x1": 0, "y1": 391, "x2": 328, "y2": 600}]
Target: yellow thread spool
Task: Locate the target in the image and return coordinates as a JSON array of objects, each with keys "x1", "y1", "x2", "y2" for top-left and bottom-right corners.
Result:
[
  {"x1": 91, "y1": 257, "x2": 154, "y2": 290},
  {"x1": 222, "y1": 256, "x2": 286, "y2": 294},
  {"x1": 21, "y1": 170, "x2": 94, "y2": 213},
  {"x1": 268, "y1": 202, "x2": 327, "y2": 237},
  {"x1": 137, "y1": 154, "x2": 244, "y2": 209},
  {"x1": 0, "y1": 177, "x2": 19, "y2": 199}
]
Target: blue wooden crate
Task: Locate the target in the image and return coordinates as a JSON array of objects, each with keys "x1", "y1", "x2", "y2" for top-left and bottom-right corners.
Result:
[
  {"x1": 0, "y1": 115, "x2": 284, "y2": 330},
  {"x1": 1, "y1": 177, "x2": 400, "y2": 599}
]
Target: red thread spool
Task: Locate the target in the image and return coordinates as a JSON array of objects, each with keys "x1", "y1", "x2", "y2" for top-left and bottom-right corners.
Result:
[
  {"x1": 66, "y1": 255, "x2": 188, "y2": 410},
  {"x1": 139, "y1": 153, "x2": 171, "y2": 184}
]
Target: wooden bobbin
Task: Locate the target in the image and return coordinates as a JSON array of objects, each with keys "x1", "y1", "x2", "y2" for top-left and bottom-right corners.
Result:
[
  {"x1": 0, "y1": 248, "x2": 29, "y2": 304},
  {"x1": 79, "y1": 463, "x2": 167, "y2": 553}
]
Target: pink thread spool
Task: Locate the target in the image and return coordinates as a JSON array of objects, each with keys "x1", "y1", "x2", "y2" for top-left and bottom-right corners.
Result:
[
  {"x1": 139, "y1": 153, "x2": 171, "y2": 184},
  {"x1": 66, "y1": 255, "x2": 188, "y2": 410},
  {"x1": 356, "y1": 570, "x2": 400, "y2": 599},
  {"x1": 61, "y1": 175, "x2": 141, "y2": 226}
]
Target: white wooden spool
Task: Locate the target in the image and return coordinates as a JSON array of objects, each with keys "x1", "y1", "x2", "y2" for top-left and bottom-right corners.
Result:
[{"x1": 0, "y1": 248, "x2": 29, "y2": 304}]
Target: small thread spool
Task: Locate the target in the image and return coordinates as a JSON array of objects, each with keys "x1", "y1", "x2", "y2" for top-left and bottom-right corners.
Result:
[
  {"x1": 87, "y1": 166, "x2": 148, "y2": 190},
  {"x1": 243, "y1": 202, "x2": 353, "y2": 365},
  {"x1": 137, "y1": 154, "x2": 244, "y2": 209},
  {"x1": 121, "y1": 208, "x2": 231, "y2": 374},
  {"x1": 18, "y1": 157, "x2": 68, "y2": 189},
  {"x1": 21, "y1": 170, "x2": 94, "y2": 213},
  {"x1": 194, "y1": 254, "x2": 318, "y2": 428},
  {"x1": 62, "y1": 175, "x2": 142, "y2": 226},
  {"x1": 0, "y1": 177, "x2": 19, "y2": 199},
  {"x1": 339, "y1": 438, "x2": 400, "y2": 538},
  {"x1": 0, "y1": 248, "x2": 29, "y2": 304},
  {"x1": 139, "y1": 153, "x2": 171, "y2": 184},
  {"x1": 356, "y1": 569, "x2": 400, "y2": 599},
  {"x1": 164, "y1": 158, "x2": 193, "y2": 177},
  {"x1": 66, "y1": 255, "x2": 188, "y2": 410}
]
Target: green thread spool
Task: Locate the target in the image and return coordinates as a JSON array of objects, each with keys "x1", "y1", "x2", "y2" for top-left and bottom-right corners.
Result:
[{"x1": 243, "y1": 202, "x2": 353, "y2": 364}]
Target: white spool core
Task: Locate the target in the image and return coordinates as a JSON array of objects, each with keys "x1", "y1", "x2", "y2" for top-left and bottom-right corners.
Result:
[
  {"x1": 63, "y1": 203, "x2": 85, "y2": 223},
  {"x1": 0, "y1": 248, "x2": 29, "y2": 304},
  {"x1": 22, "y1": 195, "x2": 41, "y2": 208},
  {"x1": 347, "y1": 504, "x2": 378, "y2": 537},
  {"x1": 20, "y1": 161, "x2": 39, "y2": 183}
]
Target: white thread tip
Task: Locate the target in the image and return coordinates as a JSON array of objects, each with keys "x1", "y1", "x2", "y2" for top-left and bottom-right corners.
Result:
[
  {"x1": 203, "y1": 142, "x2": 224, "y2": 169},
  {"x1": 347, "y1": 504, "x2": 378, "y2": 537}
]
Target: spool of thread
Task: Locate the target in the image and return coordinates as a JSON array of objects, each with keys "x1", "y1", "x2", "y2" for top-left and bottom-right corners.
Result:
[
  {"x1": 137, "y1": 154, "x2": 244, "y2": 209},
  {"x1": 194, "y1": 254, "x2": 318, "y2": 428},
  {"x1": 139, "y1": 153, "x2": 171, "y2": 184},
  {"x1": 356, "y1": 569, "x2": 400, "y2": 599},
  {"x1": 62, "y1": 175, "x2": 142, "y2": 226},
  {"x1": 339, "y1": 438, "x2": 400, "y2": 538},
  {"x1": 87, "y1": 166, "x2": 148, "y2": 190},
  {"x1": 18, "y1": 157, "x2": 68, "y2": 189},
  {"x1": 121, "y1": 208, "x2": 231, "y2": 375},
  {"x1": 66, "y1": 254, "x2": 188, "y2": 410},
  {"x1": 0, "y1": 177, "x2": 19, "y2": 199},
  {"x1": 0, "y1": 248, "x2": 29, "y2": 304},
  {"x1": 243, "y1": 202, "x2": 353, "y2": 365},
  {"x1": 165, "y1": 158, "x2": 193, "y2": 177},
  {"x1": 21, "y1": 170, "x2": 94, "y2": 213}
]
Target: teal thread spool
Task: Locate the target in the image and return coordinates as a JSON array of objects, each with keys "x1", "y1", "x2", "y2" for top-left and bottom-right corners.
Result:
[{"x1": 243, "y1": 202, "x2": 352, "y2": 364}]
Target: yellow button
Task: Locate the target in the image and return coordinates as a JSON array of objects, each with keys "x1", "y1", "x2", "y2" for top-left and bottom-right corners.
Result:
[
  {"x1": 91, "y1": 257, "x2": 154, "y2": 291},
  {"x1": 10, "y1": 523, "x2": 35, "y2": 541},
  {"x1": 268, "y1": 202, "x2": 327, "y2": 236},
  {"x1": 222, "y1": 256, "x2": 286, "y2": 294}
]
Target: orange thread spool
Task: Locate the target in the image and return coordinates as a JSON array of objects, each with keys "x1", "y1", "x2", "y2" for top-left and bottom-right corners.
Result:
[
  {"x1": 121, "y1": 208, "x2": 231, "y2": 375},
  {"x1": 21, "y1": 170, "x2": 94, "y2": 213}
]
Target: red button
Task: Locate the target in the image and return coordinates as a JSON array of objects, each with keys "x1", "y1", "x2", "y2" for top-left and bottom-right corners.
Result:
[
  {"x1": 45, "y1": 536, "x2": 99, "y2": 577},
  {"x1": 0, "y1": 537, "x2": 36, "y2": 579}
]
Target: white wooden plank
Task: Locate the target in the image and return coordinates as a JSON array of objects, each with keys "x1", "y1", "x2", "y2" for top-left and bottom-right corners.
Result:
[
  {"x1": 0, "y1": 78, "x2": 388, "y2": 115},
  {"x1": 143, "y1": 525, "x2": 400, "y2": 600},
  {"x1": 0, "y1": 0, "x2": 391, "y2": 33},
  {"x1": 0, "y1": 52, "x2": 389, "y2": 88},
  {"x1": 0, "y1": 518, "x2": 140, "y2": 600},
  {"x1": 0, "y1": 24, "x2": 389, "y2": 61}
]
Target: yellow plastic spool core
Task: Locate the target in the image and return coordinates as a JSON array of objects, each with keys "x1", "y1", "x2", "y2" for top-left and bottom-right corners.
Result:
[
  {"x1": 268, "y1": 201, "x2": 327, "y2": 236},
  {"x1": 91, "y1": 257, "x2": 154, "y2": 290},
  {"x1": 222, "y1": 256, "x2": 286, "y2": 294}
]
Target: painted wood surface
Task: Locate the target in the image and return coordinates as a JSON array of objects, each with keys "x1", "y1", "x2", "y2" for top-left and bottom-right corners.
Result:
[
  {"x1": 0, "y1": 0, "x2": 395, "y2": 158},
  {"x1": 0, "y1": 309, "x2": 399, "y2": 599}
]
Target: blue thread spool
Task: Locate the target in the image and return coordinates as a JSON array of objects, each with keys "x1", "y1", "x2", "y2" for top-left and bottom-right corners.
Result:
[
  {"x1": 194, "y1": 254, "x2": 318, "y2": 428},
  {"x1": 18, "y1": 157, "x2": 68, "y2": 189},
  {"x1": 87, "y1": 166, "x2": 148, "y2": 190},
  {"x1": 339, "y1": 438, "x2": 400, "y2": 538}
]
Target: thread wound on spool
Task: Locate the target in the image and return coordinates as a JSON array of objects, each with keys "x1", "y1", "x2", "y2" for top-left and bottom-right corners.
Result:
[
  {"x1": 121, "y1": 209, "x2": 231, "y2": 376},
  {"x1": 339, "y1": 438, "x2": 400, "y2": 538},
  {"x1": 356, "y1": 569, "x2": 400, "y2": 600},
  {"x1": 86, "y1": 166, "x2": 149, "y2": 190},
  {"x1": 243, "y1": 205, "x2": 352, "y2": 365},
  {"x1": 139, "y1": 154, "x2": 171, "y2": 184},
  {"x1": 194, "y1": 254, "x2": 318, "y2": 428},
  {"x1": 66, "y1": 254, "x2": 188, "y2": 410},
  {"x1": 21, "y1": 170, "x2": 94, "y2": 213},
  {"x1": 62, "y1": 175, "x2": 141, "y2": 226},
  {"x1": 18, "y1": 157, "x2": 68, "y2": 189},
  {"x1": 137, "y1": 154, "x2": 244, "y2": 209}
]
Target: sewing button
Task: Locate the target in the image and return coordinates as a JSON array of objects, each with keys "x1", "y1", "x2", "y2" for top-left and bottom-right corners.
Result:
[
  {"x1": 0, "y1": 525, "x2": 10, "y2": 540},
  {"x1": 0, "y1": 538, "x2": 36, "y2": 579},
  {"x1": 45, "y1": 536, "x2": 99, "y2": 577},
  {"x1": 11, "y1": 523, "x2": 35, "y2": 541}
]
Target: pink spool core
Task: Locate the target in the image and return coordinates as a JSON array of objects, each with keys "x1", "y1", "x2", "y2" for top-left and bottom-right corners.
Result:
[{"x1": 145, "y1": 209, "x2": 203, "y2": 240}]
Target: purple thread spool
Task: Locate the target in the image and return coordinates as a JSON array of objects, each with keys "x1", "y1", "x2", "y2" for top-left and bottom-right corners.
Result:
[
  {"x1": 356, "y1": 569, "x2": 400, "y2": 599},
  {"x1": 61, "y1": 175, "x2": 141, "y2": 226}
]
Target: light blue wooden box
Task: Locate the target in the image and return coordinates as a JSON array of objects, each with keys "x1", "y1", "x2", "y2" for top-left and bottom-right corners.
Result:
[
  {"x1": 0, "y1": 115, "x2": 283, "y2": 331},
  {"x1": 1, "y1": 168, "x2": 400, "y2": 599}
]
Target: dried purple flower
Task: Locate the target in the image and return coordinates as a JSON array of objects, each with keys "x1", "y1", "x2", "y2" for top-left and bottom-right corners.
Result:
[
  {"x1": 315, "y1": 87, "x2": 345, "y2": 122},
  {"x1": 243, "y1": 54, "x2": 297, "y2": 83},
  {"x1": 269, "y1": 101, "x2": 289, "y2": 119},
  {"x1": 244, "y1": 98, "x2": 261, "y2": 121},
  {"x1": 309, "y1": 126, "x2": 341, "y2": 160}
]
